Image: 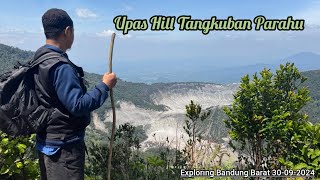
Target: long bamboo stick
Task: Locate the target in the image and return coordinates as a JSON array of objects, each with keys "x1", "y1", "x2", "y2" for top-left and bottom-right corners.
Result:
[{"x1": 107, "y1": 33, "x2": 116, "y2": 180}]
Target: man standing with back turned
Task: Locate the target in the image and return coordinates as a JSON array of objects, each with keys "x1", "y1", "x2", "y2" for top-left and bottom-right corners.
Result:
[{"x1": 34, "y1": 8, "x2": 117, "y2": 180}]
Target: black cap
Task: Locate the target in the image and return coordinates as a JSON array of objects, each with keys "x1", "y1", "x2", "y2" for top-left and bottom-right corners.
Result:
[{"x1": 42, "y1": 8, "x2": 73, "y2": 34}]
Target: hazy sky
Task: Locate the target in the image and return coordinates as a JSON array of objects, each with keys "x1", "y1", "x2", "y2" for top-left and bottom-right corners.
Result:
[{"x1": 1, "y1": 0, "x2": 320, "y2": 74}]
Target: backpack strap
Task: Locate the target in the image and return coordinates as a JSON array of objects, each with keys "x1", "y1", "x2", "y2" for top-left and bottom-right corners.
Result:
[
  {"x1": 30, "y1": 52, "x2": 63, "y2": 69},
  {"x1": 32, "y1": 52, "x2": 85, "y2": 78}
]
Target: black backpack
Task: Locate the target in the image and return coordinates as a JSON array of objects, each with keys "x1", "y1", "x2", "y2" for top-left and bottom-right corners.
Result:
[{"x1": 0, "y1": 52, "x2": 61, "y2": 137}]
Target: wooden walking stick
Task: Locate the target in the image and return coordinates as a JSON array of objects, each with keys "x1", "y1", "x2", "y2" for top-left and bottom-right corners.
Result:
[{"x1": 107, "y1": 33, "x2": 116, "y2": 180}]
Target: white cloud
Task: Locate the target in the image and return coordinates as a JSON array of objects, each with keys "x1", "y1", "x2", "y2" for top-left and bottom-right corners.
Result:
[
  {"x1": 0, "y1": 32, "x2": 43, "y2": 51},
  {"x1": 96, "y1": 29, "x2": 114, "y2": 37},
  {"x1": 255, "y1": 37, "x2": 265, "y2": 41},
  {"x1": 296, "y1": 2, "x2": 320, "y2": 26},
  {"x1": 76, "y1": 8, "x2": 97, "y2": 18},
  {"x1": 0, "y1": 27, "x2": 23, "y2": 33},
  {"x1": 119, "y1": 34, "x2": 132, "y2": 39},
  {"x1": 96, "y1": 29, "x2": 132, "y2": 39},
  {"x1": 0, "y1": 35, "x2": 26, "y2": 46},
  {"x1": 0, "y1": 26, "x2": 43, "y2": 34},
  {"x1": 123, "y1": 5, "x2": 133, "y2": 12},
  {"x1": 119, "y1": 3, "x2": 134, "y2": 12}
]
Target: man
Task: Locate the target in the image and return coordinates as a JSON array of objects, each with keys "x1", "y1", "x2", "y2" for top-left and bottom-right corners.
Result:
[{"x1": 34, "y1": 8, "x2": 117, "y2": 180}]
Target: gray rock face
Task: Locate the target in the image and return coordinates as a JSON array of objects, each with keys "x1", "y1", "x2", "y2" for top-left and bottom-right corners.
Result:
[{"x1": 96, "y1": 83, "x2": 239, "y2": 150}]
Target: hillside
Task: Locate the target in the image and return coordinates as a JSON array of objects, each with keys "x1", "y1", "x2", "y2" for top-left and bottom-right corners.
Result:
[
  {"x1": 283, "y1": 52, "x2": 320, "y2": 71},
  {"x1": 0, "y1": 43, "x2": 168, "y2": 117},
  {"x1": 301, "y1": 70, "x2": 320, "y2": 124},
  {"x1": 0, "y1": 43, "x2": 320, "y2": 146},
  {"x1": 0, "y1": 44, "x2": 34, "y2": 73},
  {"x1": 0, "y1": 44, "x2": 234, "y2": 144}
]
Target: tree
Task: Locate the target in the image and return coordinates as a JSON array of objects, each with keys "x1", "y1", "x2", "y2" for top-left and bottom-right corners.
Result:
[
  {"x1": 224, "y1": 63, "x2": 310, "y2": 170},
  {"x1": 280, "y1": 122, "x2": 319, "y2": 176},
  {"x1": 86, "y1": 123, "x2": 144, "y2": 180},
  {"x1": 0, "y1": 132, "x2": 39, "y2": 179},
  {"x1": 183, "y1": 100, "x2": 211, "y2": 168}
]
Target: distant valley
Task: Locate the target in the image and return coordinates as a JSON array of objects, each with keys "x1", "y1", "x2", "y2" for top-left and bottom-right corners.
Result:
[{"x1": 1, "y1": 43, "x2": 320, "y2": 151}]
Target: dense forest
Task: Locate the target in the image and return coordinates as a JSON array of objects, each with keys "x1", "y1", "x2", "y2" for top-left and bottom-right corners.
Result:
[{"x1": 0, "y1": 43, "x2": 320, "y2": 179}]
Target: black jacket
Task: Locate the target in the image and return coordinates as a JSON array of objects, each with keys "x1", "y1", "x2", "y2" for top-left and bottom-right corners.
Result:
[{"x1": 33, "y1": 46, "x2": 89, "y2": 141}]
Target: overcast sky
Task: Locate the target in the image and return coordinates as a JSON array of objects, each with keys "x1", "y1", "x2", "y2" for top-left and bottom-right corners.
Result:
[{"x1": 0, "y1": 0, "x2": 320, "y2": 74}]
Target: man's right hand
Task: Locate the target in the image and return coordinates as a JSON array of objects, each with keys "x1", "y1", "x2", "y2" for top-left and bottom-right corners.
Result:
[{"x1": 102, "y1": 72, "x2": 117, "y2": 89}]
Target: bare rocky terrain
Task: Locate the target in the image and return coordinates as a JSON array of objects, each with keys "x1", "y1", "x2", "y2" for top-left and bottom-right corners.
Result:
[{"x1": 93, "y1": 83, "x2": 239, "y2": 155}]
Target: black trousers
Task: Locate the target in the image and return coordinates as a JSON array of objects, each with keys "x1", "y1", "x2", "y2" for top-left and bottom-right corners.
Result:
[{"x1": 38, "y1": 142, "x2": 85, "y2": 180}]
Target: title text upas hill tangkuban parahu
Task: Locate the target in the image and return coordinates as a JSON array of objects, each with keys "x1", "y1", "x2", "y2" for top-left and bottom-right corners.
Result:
[{"x1": 113, "y1": 15, "x2": 304, "y2": 35}]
